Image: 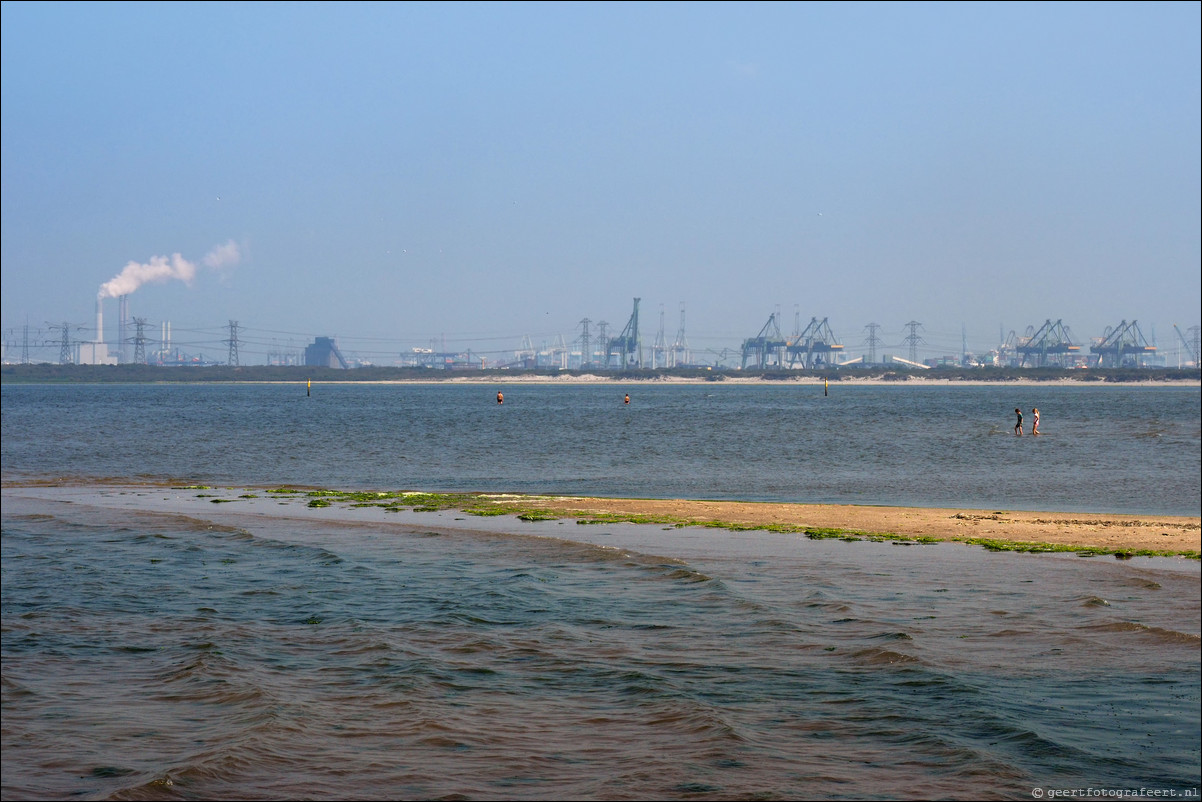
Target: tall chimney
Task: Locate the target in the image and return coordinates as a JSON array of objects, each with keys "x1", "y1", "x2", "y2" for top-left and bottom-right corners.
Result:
[
  {"x1": 119, "y1": 294, "x2": 128, "y2": 362},
  {"x1": 96, "y1": 297, "x2": 104, "y2": 345}
]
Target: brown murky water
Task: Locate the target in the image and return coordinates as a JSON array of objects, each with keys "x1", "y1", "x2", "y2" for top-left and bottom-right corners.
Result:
[{"x1": 3, "y1": 494, "x2": 1198, "y2": 800}]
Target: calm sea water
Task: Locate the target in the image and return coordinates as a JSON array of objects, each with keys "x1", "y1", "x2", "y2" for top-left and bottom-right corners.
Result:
[
  {"x1": 1, "y1": 382, "x2": 1199, "y2": 514},
  {"x1": 2, "y1": 382, "x2": 1200, "y2": 800}
]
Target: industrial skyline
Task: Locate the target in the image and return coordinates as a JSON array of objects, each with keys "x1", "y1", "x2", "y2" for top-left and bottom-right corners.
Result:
[{"x1": 4, "y1": 294, "x2": 1197, "y2": 370}]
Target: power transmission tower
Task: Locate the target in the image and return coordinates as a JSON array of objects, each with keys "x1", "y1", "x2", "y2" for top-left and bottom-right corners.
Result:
[
  {"x1": 1172, "y1": 324, "x2": 1200, "y2": 367},
  {"x1": 902, "y1": 321, "x2": 925, "y2": 364},
  {"x1": 863, "y1": 322, "x2": 882, "y2": 364},
  {"x1": 22, "y1": 323, "x2": 30, "y2": 364},
  {"x1": 131, "y1": 317, "x2": 149, "y2": 364},
  {"x1": 48, "y1": 321, "x2": 80, "y2": 364},
  {"x1": 226, "y1": 320, "x2": 241, "y2": 367}
]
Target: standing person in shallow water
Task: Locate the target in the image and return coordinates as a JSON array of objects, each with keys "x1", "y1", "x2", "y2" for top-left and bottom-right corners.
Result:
[
  {"x1": 1014, "y1": 408, "x2": 1023, "y2": 436},
  {"x1": 1032, "y1": 408, "x2": 1040, "y2": 436},
  {"x1": 496, "y1": 391, "x2": 503, "y2": 405}
]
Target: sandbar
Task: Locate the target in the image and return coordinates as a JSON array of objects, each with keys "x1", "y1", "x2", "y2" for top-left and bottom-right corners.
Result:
[
  {"x1": 504, "y1": 495, "x2": 1200, "y2": 555},
  {"x1": 3, "y1": 480, "x2": 1198, "y2": 557}
]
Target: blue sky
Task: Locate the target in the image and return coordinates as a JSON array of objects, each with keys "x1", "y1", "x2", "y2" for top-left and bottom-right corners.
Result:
[{"x1": 2, "y1": 1, "x2": 1199, "y2": 365}]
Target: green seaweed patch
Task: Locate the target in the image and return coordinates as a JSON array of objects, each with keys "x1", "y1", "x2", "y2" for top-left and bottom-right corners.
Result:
[
  {"x1": 239, "y1": 494, "x2": 258, "y2": 499},
  {"x1": 398, "y1": 492, "x2": 476, "y2": 510},
  {"x1": 322, "y1": 490, "x2": 407, "y2": 503},
  {"x1": 307, "y1": 499, "x2": 332, "y2": 508},
  {"x1": 173, "y1": 485, "x2": 211, "y2": 490},
  {"x1": 573, "y1": 511, "x2": 680, "y2": 527},
  {"x1": 952, "y1": 536, "x2": 1199, "y2": 560},
  {"x1": 295, "y1": 490, "x2": 476, "y2": 510},
  {"x1": 462, "y1": 507, "x2": 511, "y2": 517},
  {"x1": 806, "y1": 528, "x2": 944, "y2": 546},
  {"x1": 518, "y1": 511, "x2": 559, "y2": 522},
  {"x1": 805, "y1": 527, "x2": 874, "y2": 540},
  {"x1": 209, "y1": 498, "x2": 238, "y2": 504}
]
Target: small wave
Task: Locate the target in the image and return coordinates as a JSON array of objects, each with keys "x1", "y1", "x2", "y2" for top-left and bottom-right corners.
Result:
[
  {"x1": 100, "y1": 774, "x2": 178, "y2": 800},
  {"x1": 985, "y1": 628, "x2": 1037, "y2": 639},
  {"x1": 805, "y1": 601, "x2": 853, "y2": 612},
  {"x1": 0, "y1": 674, "x2": 35, "y2": 697},
  {"x1": 109, "y1": 747, "x2": 282, "y2": 800},
  {"x1": 1082, "y1": 621, "x2": 1201, "y2": 645},
  {"x1": 329, "y1": 640, "x2": 393, "y2": 656},
  {"x1": 662, "y1": 566, "x2": 715, "y2": 583},
  {"x1": 869, "y1": 631, "x2": 914, "y2": 641},
  {"x1": 1118, "y1": 577, "x2": 1162, "y2": 590},
  {"x1": 90, "y1": 765, "x2": 137, "y2": 778},
  {"x1": 419, "y1": 734, "x2": 470, "y2": 748},
  {"x1": 638, "y1": 700, "x2": 744, "y2": 742},
  {"x1": 847, "y1": 647, "x2": 923, "y2": 667}
]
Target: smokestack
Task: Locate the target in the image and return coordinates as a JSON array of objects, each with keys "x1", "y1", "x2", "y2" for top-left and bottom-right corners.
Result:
[
  {"x1": 119, "y1": 294, "x2": 128, "y2": 363},
  {"x1": 96, "y1": 297, "x2": 104, "y2": 345}
]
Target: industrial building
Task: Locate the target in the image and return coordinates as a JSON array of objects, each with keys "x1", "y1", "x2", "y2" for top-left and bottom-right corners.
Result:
[{"x1": 305, "y1": 337, "x2": 349, "y2": 369}]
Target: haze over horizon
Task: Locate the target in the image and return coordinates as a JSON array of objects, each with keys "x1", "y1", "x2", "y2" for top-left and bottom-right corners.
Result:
[{"x1": 2, "y1": 2, "x2": 1199, "y2": 365}]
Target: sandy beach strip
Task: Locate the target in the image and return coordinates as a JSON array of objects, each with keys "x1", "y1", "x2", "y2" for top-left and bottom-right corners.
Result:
[
  {"x1": 496, "y1": 495, "x2": 1200, "y2": 555},
  {"x1": 4, "y1": 480, "x2": 1198, "y2": 557}
]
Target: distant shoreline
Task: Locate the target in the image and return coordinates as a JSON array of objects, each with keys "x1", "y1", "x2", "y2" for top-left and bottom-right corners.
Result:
[
  {"x1": 3, "y1": 362, "x2": 1200, "y2": 387},
  {"x1": 313, "y1": 375, "x2": 1202, "y2": 387},
  {"x1": 5, "y1": 377, "x2": 1198, "y2": 387},
  {"x1": 3, "y1": 366, "x2": 1199, "y2": 387}
]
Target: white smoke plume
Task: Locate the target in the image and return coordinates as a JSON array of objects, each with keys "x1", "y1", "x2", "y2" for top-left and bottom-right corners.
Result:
[{"x1": 98, "y1": 240, "x2": 241, "y2": 299}]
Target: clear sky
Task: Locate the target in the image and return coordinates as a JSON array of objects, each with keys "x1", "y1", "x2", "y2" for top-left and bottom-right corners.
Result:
[{"x1": 2, "y1": 1, "x2": 1199, "y2": 365}]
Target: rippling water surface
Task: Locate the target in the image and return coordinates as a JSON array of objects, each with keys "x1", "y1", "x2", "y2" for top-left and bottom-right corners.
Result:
[{"x1": 1, "y1": 383, "x2": 1199, "y2": 799}]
